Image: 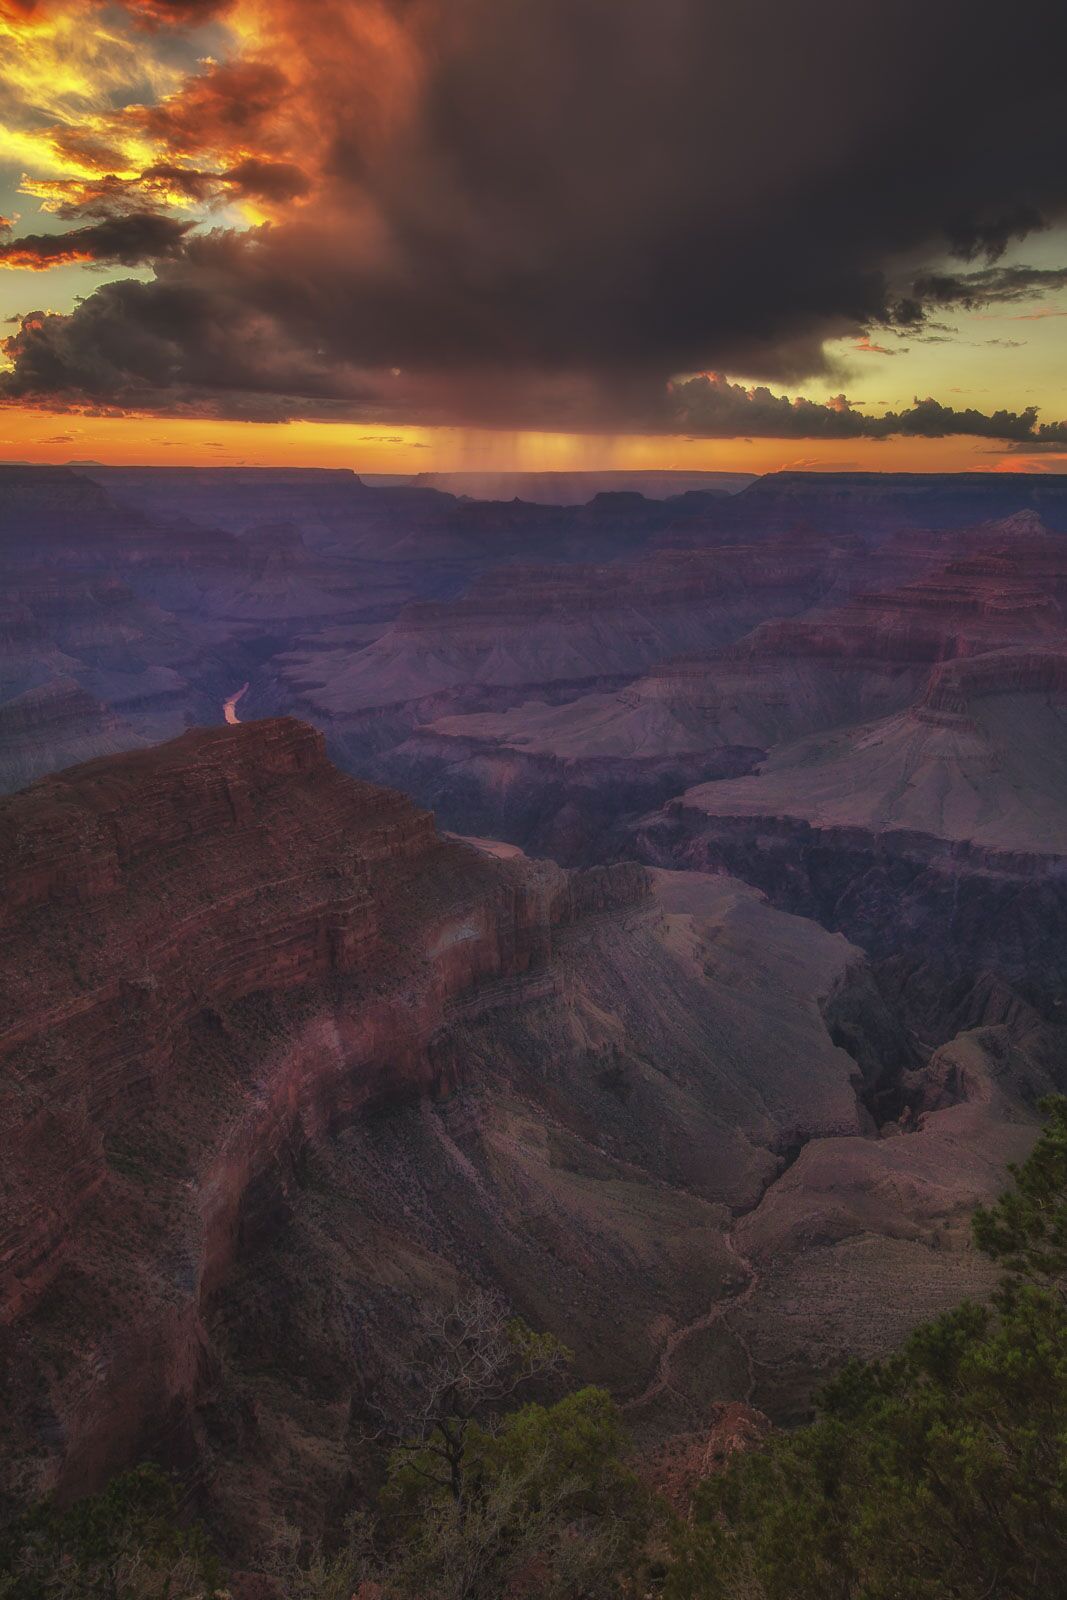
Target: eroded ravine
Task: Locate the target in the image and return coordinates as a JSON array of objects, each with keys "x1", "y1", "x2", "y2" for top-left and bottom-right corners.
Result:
[{"x1": 623, "y1": 1228, "x2": 760, "y2": 1418}]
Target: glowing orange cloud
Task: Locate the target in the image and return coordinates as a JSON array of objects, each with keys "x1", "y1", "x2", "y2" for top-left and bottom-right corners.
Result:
[
  {"x1": 0, "y1": 0, "x2": 313, "y2": 236},
  {"x1": 0, "y1": 244, "x2": 93, "y2": 268}
]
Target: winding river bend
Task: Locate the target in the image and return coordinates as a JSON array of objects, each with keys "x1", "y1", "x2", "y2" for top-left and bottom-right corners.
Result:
[{"x1": 223, "y1": 683, "x2": 249, "y2": 725}]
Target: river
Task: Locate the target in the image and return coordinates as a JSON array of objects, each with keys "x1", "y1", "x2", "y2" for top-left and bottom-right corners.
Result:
[{"x1": 223, "y1": 683, "x2": 249, "y2": 725}]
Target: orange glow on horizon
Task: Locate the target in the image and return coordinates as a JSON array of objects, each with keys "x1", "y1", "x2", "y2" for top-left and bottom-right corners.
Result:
[{"x1": 1, "y1": 404, "x2": 1065, "y2": 477}]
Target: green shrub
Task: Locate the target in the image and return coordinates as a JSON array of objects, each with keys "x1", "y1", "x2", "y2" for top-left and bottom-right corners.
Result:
[
  {"x1": 0, "y1": 1464, "x2": 221, "y2": 1600},
  {"x1": 667, "y1": 1097, "x2": 1067, "y2": 1600}
]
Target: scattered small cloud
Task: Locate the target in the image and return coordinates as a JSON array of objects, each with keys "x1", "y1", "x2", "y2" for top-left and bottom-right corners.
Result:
[
  {"x1": 1007, "y1": 306, "x2": 1067, "y2": 322},
  {"x1": 358, "y1": 434, "x2": 429, "y2": 447}
]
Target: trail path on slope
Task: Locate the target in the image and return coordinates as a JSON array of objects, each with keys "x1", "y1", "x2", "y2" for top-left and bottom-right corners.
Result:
[{"x1": 623, "y1": 1230, "x2": 759, "y2": 1417}]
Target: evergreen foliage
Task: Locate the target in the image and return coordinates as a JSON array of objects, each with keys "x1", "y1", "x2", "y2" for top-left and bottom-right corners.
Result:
[
  {"x1": 7, "y1": 1102, "x2": 1067, "y2": 1598},
  {"x1": 0, "y1": 1465, "x2": 220, "y2": 1600},
  {"x1": 667, "y1": 1095, "x2": 1067, "y2": 1600}
]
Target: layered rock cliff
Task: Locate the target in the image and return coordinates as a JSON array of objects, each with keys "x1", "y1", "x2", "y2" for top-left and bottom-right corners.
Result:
[
  {"x1": 1, "y1": 719, "x2": 1041, "y2": 1551},
  {"x1": 278, "y1": 545, "x2": 837, "y2": 737},
  {"x1": 0, "y1": 720, "x2": 555, "y2": 1501},
  {"x1": 0, "y1": 678, "x2": 142, "y2": 793},
  {"x1": 711, "y1": 470, "x2": 1067, "y2": 537},
  {"x1": 361, "y1": 533, "x2": 1067, "y2": 857}
]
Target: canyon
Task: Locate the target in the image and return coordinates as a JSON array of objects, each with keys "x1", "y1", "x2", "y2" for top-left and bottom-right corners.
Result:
[
  {"x1": 3, "y1": 465, "x2": 1067, "y2": 1553},
  {"x1": 7, "y1": 465, "x2": 1065, "y2": 807},
  {"x1": 0, "y1": 718, "x2": 1045, "y2": 1554}
]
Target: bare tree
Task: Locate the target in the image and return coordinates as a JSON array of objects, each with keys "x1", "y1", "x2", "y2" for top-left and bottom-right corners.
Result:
[{"x1": 370, "y1": 1289, "x2": 570, "y2": 1503}]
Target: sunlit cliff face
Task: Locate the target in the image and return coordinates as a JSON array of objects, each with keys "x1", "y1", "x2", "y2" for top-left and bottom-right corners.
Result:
[{"x1": 0, "y1": 0, "x2": 1066, "y2": 470}]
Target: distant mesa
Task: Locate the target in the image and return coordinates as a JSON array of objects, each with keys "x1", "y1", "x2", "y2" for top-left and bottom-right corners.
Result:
[{"x1": 360, "y1": 469, "x2": 757, "y2": 504}]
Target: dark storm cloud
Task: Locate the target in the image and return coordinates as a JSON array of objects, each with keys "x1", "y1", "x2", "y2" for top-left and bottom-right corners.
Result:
[
  {"x1": 4, "y1": 0, "x2": 1067, "y2": 431},
  {"x1": 942, "y1": 207, "x2": 1048, "y2": 264},
  {"x1": 0, "y1": 263, "x2": 393, "y2": 421},
  {"x1": 669, "y1": 377, "x2": 1067, "y2": 445},
  {"x1": 903, "y1": 266, "x2": 1067, "y2": 313},
  {"x1": 9, "y1": 289, "x2": 1066, "y2": 446},
  {"x1": 0, "y1": 212, "x2": 193, "y2": 268},
  {"x1": 220, "y1": 159, "x2": 312, "y2": 202},
  {"x1": 142, "y1": 157, "x2": 311, "y2": 204}
]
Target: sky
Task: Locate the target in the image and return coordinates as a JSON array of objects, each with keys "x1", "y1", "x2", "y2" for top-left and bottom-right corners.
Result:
[{"x1": 1, "y1": 0, "x2": 1066, "y2": 475}]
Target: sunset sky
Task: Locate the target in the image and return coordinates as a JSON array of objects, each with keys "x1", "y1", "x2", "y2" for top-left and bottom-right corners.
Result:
[{"x1": 1, "y1": 0, "x2": 1066, "y2": 474}]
